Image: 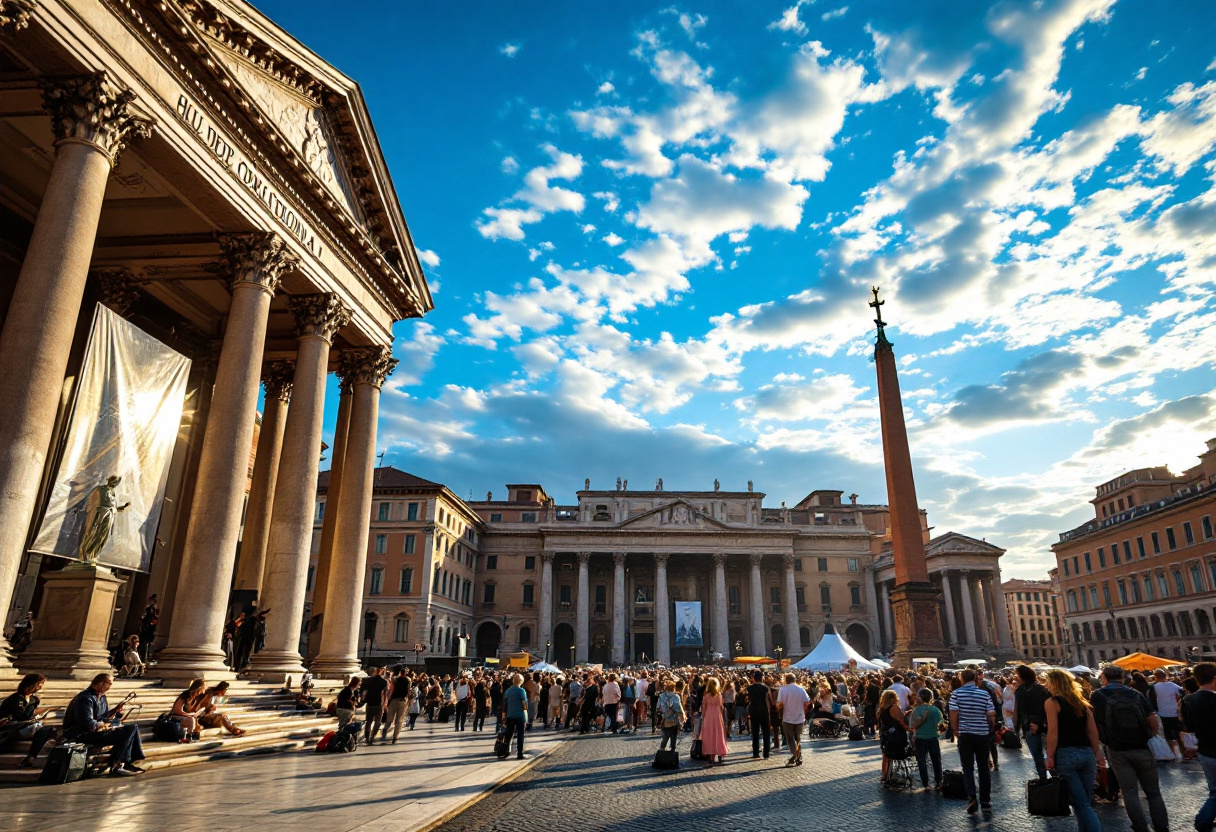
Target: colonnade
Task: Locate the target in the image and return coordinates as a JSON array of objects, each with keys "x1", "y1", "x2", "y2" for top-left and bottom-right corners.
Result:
[
  {"x1": 876, "y1": 569, "x2": 1012, "y2": 654},
  {"x1": 0, "y1": 73, "x2": 396, "y2": 680}
]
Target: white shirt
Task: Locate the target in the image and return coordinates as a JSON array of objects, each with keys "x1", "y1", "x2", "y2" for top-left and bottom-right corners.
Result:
[
  {"x1": 776, "y1": 683, "x2": 811, "y2": 725},
  {"x1": 636, "y1": 678, "x2": 649, "y2": 699},
  {"x1": 602, "y1": 681, "x2": 621, "y2": 705},
  {"x1": 889, "y1": 682, "x2": 910, "y2": 710},
  {"x1": 1154, "y1": 681, "x2": 1183, "y2": 718},
  {"x1": 455, "y1": 683, "x2": 469, "y2": 701}
]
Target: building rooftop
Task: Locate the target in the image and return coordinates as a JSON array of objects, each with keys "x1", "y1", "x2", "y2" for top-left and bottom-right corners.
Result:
[{"x1": 317, "y1": 465, "x2": 443, "y2": 491}]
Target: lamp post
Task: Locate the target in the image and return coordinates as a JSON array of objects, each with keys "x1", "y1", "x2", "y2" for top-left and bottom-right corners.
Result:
[
  {"x1": 569, "y1": 643, "x2": 576, "y2": 669},
  {"x1": 775, "y1": 645, "x2": 784, "y2": 669},
  {"x1": 545, "y1": 640, "x2": 551, "y2": 663}
]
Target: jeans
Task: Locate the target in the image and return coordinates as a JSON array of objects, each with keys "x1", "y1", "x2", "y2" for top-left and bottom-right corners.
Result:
[
  {"x1": 454, "y1": 701, "x2": 469, "y2": 731},
  {"x1": 750, "y1": 711, "x2": 771, "y2": 757},
  {"x1": 363, "y1": 705, "x2": 383, "y2": 742},
  {"x1": 1054, "y1": 746, "x2": 1101, "y2": 832},
  {"x1": 73, "y1": 724, "x2": 145, "y2": 767},
  {"x1": 659, "y1": 725, "x2": 680, "y2": 751},
  {"x1": 957, "y1": 733, "x2": 991, "y2": 804},
  {"x1": 1026, "y1": 729, "x2": 1048, "y2": 779},
  {"x1": 1196, "y1": 753, "x2": 1216, "y2": 832},
  {"x1": 1106, "y1": 747, "x2": 1168, "y2": 832},
  {"x1": 527, "y1": 700, "x2": 538, "y2": 726},
  {"x1": 17, "y1": 723, "x2": 57, "y2": 760},
  {"x1": 915, "y1": 737, "x2": 942, "y2": 788},
  {"x1": 473, "y1": 708, "x2": 488, "y2": 732},
  {"x1": 502, "y1": 716, "x2": 526, "y2": 758}
]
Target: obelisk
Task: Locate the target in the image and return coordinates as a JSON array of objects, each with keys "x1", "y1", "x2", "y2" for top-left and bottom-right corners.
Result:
[{"x1": 869, "y1": 287, "x2": 949, "y2": 667}]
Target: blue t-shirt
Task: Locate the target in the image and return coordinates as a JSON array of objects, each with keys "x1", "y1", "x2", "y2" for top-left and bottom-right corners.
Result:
[{"x1": 504, "y1": 685, "x2": 528, "y2": 720}]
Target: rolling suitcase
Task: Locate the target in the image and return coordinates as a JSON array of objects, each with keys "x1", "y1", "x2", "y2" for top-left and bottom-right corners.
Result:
[
  {"x1": 39, "y1": 743, "x2": 88, "y2": 785},
  {"x1": 494, "y1": 729, "x2": 510, "y2": 759},
  {"x1": 688, "y1": 738, "x2": 704, "y2": 761},
  {"x1": 653, "y1": 749, "x2": 680, "y2": 770},
  {"x1": 940, "y1": 769, "x2": 967, "y2": 799},
  {"x1": 1027, "y1": 775, "x2": 1071, "y2": 817}
]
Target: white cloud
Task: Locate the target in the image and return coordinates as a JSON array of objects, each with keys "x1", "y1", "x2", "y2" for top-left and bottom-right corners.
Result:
[
  {"x1": 822, "y1": 7, "x2": 848, "y2": 21},
  {"x1": 477, "y1": 144, "x2": 586, "y2": 241},
  {"x1": 769, "y1": 1, "x2": 811, "y2": 37},
  {"x1": 500, "y1": 43, "x2": 521, "y2": 58},
  {"x1": 597, "y1": 81, "x2": 616, "y2": 95},
  {"x1": 603, "y1": 232, "x2": 625, "y2": 246},
  {"x1": 415, "y1": 248, "x2": 440, "y2": 268},
  {"x1": 501, "y1": 156, "x2": 520, "y2": 174}
]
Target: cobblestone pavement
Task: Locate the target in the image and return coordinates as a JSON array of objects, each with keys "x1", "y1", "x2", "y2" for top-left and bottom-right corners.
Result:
[{"x1": 434, "y1": 728, "x2": 1210, "y2": 832}]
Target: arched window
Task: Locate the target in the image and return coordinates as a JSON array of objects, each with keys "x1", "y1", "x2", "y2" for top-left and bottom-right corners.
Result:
[
  {"x1": 1180, "y1": 611, "x2": 1195, "y2": 637},
  {"x1": 1150, "y1": 614, "x2": 1163, "y2": 638},
  {"x1": 394, "y1": 615, "x2": 410, "y2": 643},
  {"x1": 799, "y1": 626, "x2": 811, "y2": 651},
  {"x1": 1117, "y1": 618, "x2": 1128, "y2": 640},
  {"x1": 518, "y1": 626, "x2": 533, "y2": 646},
  {"x1": 1128, "y1": 617, "x2": 1138, "y2": 638},
  {"x1": 1093, "y1": 622, "x2": 1105, "y2": 641},
  {"x1": 1165, "y1": 613, "x2": 1178, "y2": 637},
  {"x1": 1198, "y1": 609, "x2": 1212, "y2": 636}
]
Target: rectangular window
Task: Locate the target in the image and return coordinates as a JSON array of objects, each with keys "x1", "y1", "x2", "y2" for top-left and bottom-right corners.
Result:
[
  {"x1": 441, "y1": 572, "x2": 448, "y2": 595},
  {"x1": 1137, "y1": 537, "x2": 1146, "y2": 558},
  {"x1": 817, "y1": 558, "x2": 828, "y2": 572},
  {"x1": 1142, "y1": 575, "x2": 1153, "y2": 601},
  {"x1": 490, "y1": 513, "x2": 502, "y2": 522},
  {"x1": 594, "y1": 584, "x2": 606, "y2": 615},
  {"x1": 1166, "y1": 527, "x2": 1177, "y2": 550},
  {"x1": 1184, "y1": 522, "x2": 1195, "y2": 545},
  {"x1": 850, "y1": 585, "x2": 861, "y2": 606},
  {"x1": 1152, "y1": 532, "x2": 1161, "y2": 554},
  {"x1": 848, "y1": 557, "x2": 859, "y2": 572},
  {"x1": 1124, "y1": 540, "x2": 1132, "y2": 561},
  {"x1": 314, "y1": 501, "x2": 325, "y2": 523},
  {"x1": 820, "y1": 585, "x2": 831, "y2": 605},
  {"x1": 395, "y1": 617, "x2": 409, "y2": 643},
  {"x1": 1080, "y1": 589, "x2": 1089, "y2": 611},
  {"x1": 1117, "y1": 580, "x2": 1127, "y2": 605},
  {"x1": 1097, "y1": 547, "x2": 1106, "y2": 568},
  {"x1": 522, "y1": 584, "x2": 534, "y2": 605},
  {"x1": 559, "y1": 585, "x2": 572, "y2": 605},
  {"x1": 1063, "y1": 560, "x2": 1070, "y2": 576},
  {"x1": 485, "y1": 555, "x2": 498, "y2": 570},
  {"x1": 432, "y1": 570, "x2": 440, "y2": 592},
  {"x1": 1210, "y1": 561, "x2": 1216, "y2": 594},
  {"x1": 306, "y1": 565, "x2": 315, "y2": 592},
  {"x1": 369, "y1": 567, "x2": 383, "y2": 596},
  {"x1": 1174, "y1": 570, "x2": 1186, "y2": 596},
  {"x1": 374, "y1": 534, "x2": 387, "y2": 554},
  {"x1": 1112, "y1": 545, "x2": 1120, "y2": 566},
  {"x1": 1203, "y1": 516, "x2": 1213, "y2": 540},
  {"x1": 483, "y1": 583, "x2": 496, "y2": 603},
  {"x1": 729, "y1": 586, "x2": 741, "y2": 615},
  {"x1": 524, "y1": 556, "x2": 536, "y2": 571},
  {"x1": 1084, "y1": 552, "x2": 1092, "y2": 572},
  {"x1": 377, "y1": 502, "x2": 390, "y2": 521},
  {"x1": 796, "y1": 586, "x2": 806, "y2": 607},
  {"x1": 404, "y1": 535, "x2": 415, "y2": 555},
  {"x1": 399, "y1": 568, "x2": 413, "y2": 595},
  {"x1": 407, "y1": 502, "x2": 419, "y2": 521},
  {"x1": 1157, "y1": 572, "x2": 1169, "y2": 599},
  {"x1": 1190, "y1": 563, "x2": 1203, "y2": 593},
  {"x1": 770, "y1": 586, "x2": 781, "y2": 612},
  {"x1": 1090, "y1": 587, "x2": 1100, "y2": 609},
  {"x1": 793, "y1": 558, "x2": 802, "y2": 572},
  {"x1": 1102, "y1": 583, "x2": 1111, "y2": 607},
  {"x1": 1072, "y1": 556, "x2": 1079, "y2": 574},
  {"x1": 521, "y1": 512, "x2": 537, "y2": 523}
]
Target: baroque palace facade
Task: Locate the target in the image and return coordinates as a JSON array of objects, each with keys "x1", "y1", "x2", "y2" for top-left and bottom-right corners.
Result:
[
  {"x1": 0, "y1": 0, "x2": 429, "y2": 681},
  {"x1": 316, "y1": 470, "x2": 1020, "y2": 668},
  {"x1": 1053, "y1": 438, "x2": 1216, "y2": 669}
]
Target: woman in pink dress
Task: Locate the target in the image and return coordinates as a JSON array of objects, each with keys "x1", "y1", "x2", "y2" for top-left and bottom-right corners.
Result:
[{"x1": 700, "y1": 677, "x2": 729, "y2": 765}]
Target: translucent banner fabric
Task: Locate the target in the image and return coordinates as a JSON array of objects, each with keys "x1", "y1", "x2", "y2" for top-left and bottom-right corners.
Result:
[
  {"x1": 31, "y1": 304, "x2": 191, "y2": 572},
  {"x1": 674, "y1": 601, "x2": 703, "y2": 647}
]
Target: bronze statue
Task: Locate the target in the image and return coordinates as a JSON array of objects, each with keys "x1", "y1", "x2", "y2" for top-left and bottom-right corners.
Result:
[{"x1": 79, "y1": 475, "x2": 129, "y2": 565}]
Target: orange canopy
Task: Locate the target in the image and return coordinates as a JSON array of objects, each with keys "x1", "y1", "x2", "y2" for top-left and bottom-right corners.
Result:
[{"x1": 1111, "y1": 652, "x2": 1176, "y2": 672}]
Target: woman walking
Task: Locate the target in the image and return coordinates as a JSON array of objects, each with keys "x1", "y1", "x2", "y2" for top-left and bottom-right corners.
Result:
[
  {"x1": 1044, "y1": 669, "x2": 1104, "y2": 832},
  {"x1": 700, "y1": 677, "x2": 729, "y2": 765},
  {"x1": 878, "y1": 688, "x2": 910, "y2": 789}
]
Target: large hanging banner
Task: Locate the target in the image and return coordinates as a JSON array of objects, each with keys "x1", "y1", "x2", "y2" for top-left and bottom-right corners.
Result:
[
  {"x1": 31, "y1": 304, "x2": 191, "y2": 572},
  {"x1": 674, "y1": 601, "x2": 703, "y2": 647}
]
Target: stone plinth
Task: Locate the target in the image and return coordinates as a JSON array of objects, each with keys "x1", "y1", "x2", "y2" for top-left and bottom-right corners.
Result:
[
  {"x1": 19, "y1": 563, "x2": 124, "y2": 679},
  {"x1": 889, "y1": 581, "x2": 950, "y2": 669}
]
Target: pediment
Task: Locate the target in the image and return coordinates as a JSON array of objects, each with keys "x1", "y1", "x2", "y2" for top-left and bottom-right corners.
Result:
[
  {"x1": 927, "y1": 532, "x2": 1005, "y2": 557},
  {"x1": 617, "y1": 499, "x2": 732, "y2": 530}
]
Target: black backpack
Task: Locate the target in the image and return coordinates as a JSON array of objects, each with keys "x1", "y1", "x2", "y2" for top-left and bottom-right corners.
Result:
[{"x1": 1104, "y1": 691, "x2": 1151, "y2": 749}]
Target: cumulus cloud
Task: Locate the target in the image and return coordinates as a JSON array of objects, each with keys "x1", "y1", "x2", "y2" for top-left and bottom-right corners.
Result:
[
  {"x1": 416, "y1": 248, "x2": 440, "y2": 268},
  {"x1": 768, "y1": 1, "x2": 811, "y2": 37},
  {"x1": 500, "y1": 43, "x2": 521, "y2": 58},
  {"x1": 477, "y1": 145, "x2": 585, "y2": 240}
]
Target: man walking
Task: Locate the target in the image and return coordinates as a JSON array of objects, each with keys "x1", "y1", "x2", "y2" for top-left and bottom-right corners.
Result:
[
  {"x1": 747, "y1": 670, "x2": 772, "y2": 759},
  {"x1": 1151, "y1": 668, "x2": 1184, "y2": 761},
  {"x1": 1014, "y1": 665, "x2": 1051, "y2": 779},
  {"x1": 776, "y1": 673, "x2": 810, "y2": 767},
  {"x1": 502, "y1": 673, "x2": 529, "y2": 760},
  {"x1": 453, "y1": 673, "x2": 471, "y2": 732},
  {"x1": 1183, "y1": 662, "x2": 1216, "y2": 832},
  {"x1": 1092, "y1": 665, "x2": 1169, "y2": 832},
  {"x1": 949, "y1": 669, "x2": 996, "y2": 817},
  {"x1": 360, "y1": 666, "x2": 389, "y2": 745}
]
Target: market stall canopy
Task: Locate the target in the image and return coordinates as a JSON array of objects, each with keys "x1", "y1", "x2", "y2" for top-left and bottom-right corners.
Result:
[
  {"x1": 733, "y1": 656, "x2": 776, "y2": 664},
  {"x1": 1111, "y1": 652, "x2": 1176, "y2": 672},
  {"x1": 791, "y1": 624, "x2": 885, "y2": 672}
]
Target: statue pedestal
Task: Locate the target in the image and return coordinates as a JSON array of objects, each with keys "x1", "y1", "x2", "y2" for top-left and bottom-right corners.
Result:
[
  {"x1": 890, "y1": 581, "x2": 951, "y2": 669},
  {"x1": 19, "y1": 563, "x2": 124, "y2": 680}
]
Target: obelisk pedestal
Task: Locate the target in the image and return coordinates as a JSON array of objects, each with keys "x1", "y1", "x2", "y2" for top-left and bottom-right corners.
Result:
[{"x1": 19, "y1": 564, "x2": 125, "y2": 680}]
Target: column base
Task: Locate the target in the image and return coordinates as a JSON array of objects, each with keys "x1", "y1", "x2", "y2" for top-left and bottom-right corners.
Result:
[
  {"x1": 889, "y1": 582, "x2": 951, "y2": 669},
  {"x1": 153, "y1": 646, "x2": 237, "y2": 684},
  {"x1": 245, "y1": 650, "x2": 307, "y2": 684},
  {"x1": 309, "y1": 654, "x2": 363, "y2": 680}
]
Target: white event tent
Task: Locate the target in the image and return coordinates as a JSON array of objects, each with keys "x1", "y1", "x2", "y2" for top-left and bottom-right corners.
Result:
[{"x1": 792, "y1": 624, "x2": 886, "y2": 672}]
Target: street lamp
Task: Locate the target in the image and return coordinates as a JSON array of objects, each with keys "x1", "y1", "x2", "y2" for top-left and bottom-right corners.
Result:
[
  {"x1": 775, "y1": 645, "x2": 784, "y2": 668},
  {"x1": 545, "y1": 640, "x2": 551, "y2": 663},
  {"x1": 569, "y1": 644, "x2": 576, "y2": 668}
]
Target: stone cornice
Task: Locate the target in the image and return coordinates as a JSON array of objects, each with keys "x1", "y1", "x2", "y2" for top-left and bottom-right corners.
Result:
[
  {"x1": 0, "y1": 0, "x2": 36, "y2": 30},
  {"x1": 289, "y1": 292, "x2": 351, "y2": 342},
  {"x1": 40, "y1": 73, "x2": 153, "y2": 165}
]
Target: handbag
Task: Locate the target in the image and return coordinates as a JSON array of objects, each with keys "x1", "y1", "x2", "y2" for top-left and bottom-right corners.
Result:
[
  {"x1": 1027, "y1": 774, "x2": 1071, "y2": 817},
  {"x1": 1148, "y1": 734, "x2": 1174, "y2": 761},
  {"x1": 153, "y1": 713, "x2": 184, "y2": 742}
]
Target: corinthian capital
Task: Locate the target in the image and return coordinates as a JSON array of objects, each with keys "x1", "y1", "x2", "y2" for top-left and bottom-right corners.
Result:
[
  {"x1": 289, "y1": 293, "x2": 351, "y2": 342},
  {"x1": 712, "y1": 553, "x2": 727, "y2": 568},
  {"x1": 40, "y1": 73, "x2": 152, "y2": 165},
  {"x1": 94, "y1": 269, "x2": 140, "y2": 316},
  {"x1": 749, "y1": 553, "x2": 764, "y2": 567},
  {"x1": 337, "y1": 346, "x2": 397, "y2": 389},
  {"x1": 262, "y1": 360, "x2": 294, "y2": 402},
  {"x1": 1, "y1": 1, "x2": 37, "y2": 30},
  {"x1": 218, "y1": 231, "x2": 297, "y2": 295}
]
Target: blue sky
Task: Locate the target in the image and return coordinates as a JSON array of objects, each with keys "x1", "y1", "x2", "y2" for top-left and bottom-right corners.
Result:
[{"x1": 257, "y1": 0, "x2": 1216, "y2": 578}]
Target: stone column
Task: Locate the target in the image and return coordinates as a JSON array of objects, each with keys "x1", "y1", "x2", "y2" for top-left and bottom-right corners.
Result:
[
  {"x1": 0, "y1": 74, "x2": 150, "y2": 677},
  {"x1": 249, "y1": 295, "x2": 350, "y2": 680},
  {"x1": 305, "y1": 379, "x2": 352, "y2": 661},
  {"x1": 611, "y1": 552, "x2": 626, "y2": 665},
  {"x1": 575, "y1": 552, "x2": 590, "y2": 664},
  {"x1": 712, "y1": 553, "x2": 729, "y2": 657},
  {"x1": 232, "y1": 361, "x2": 293, "y2": 593},
  {"x1": 538, "y1": 552, "x2": 554, "y2": 653},
  {"x1": 990, "y1": 573, "x2": 1013, "y2": 650},
  {"x1": 311, "y1": 347, "x2": 396, "y2": 677},
  {"x1": 749, "y1": 554, "x2": 766, "y2": 655},
  {"x1": 939, "y1": 571, "x2": 958, "y2": 646},
  {"x1": 783, "y1": 553, "x2": 800, "y2": 653},
  {"x1": 879, "y1": 582, "x2": 894, "y2": 652},
  {"x1": 865, "y1": 567, "x2": 881, "y2": 638},
  {"x1": 655, "y1": 553, "x2": 671, "y2": 665},
  {"x1": 157, "y1": 233, "x2": 297, "y2": 680},
  {"x1": 971, "y1": 573, "x2": 990, "y2": 645},
  {"x1": 958, "y1": 570, "x2": 978, "y2": 646}
]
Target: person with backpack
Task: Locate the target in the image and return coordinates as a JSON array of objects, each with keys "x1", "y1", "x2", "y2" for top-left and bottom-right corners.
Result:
[
  {"x1": 657, "y1": 678, "x2": 685, "y2": 752},
  {"x1": 1183, "y1": 663, "x2": 1216, "y2": 832},
  {"x1": 1091, "y1": 665, "x2": 1169, "y2": 832},
  {"x1": 1014, "y1": 665, "x2": 1051, "y2": 779}
]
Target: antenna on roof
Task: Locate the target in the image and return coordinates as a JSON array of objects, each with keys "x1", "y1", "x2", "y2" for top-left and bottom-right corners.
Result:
[{"x1": 377, "y1": 449, "x2": 386, "y2": 468}]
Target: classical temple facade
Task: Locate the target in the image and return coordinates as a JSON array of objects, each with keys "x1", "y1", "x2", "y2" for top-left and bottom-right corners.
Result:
[{"x1": 0, "y1": 0, "x2": 428, "y2": 680}]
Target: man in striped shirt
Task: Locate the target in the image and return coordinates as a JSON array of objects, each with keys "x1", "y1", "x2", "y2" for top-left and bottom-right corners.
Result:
[{"x1": 949, "y1": 669, "x2": 996, "y2": 816}]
